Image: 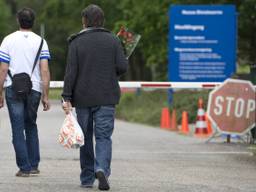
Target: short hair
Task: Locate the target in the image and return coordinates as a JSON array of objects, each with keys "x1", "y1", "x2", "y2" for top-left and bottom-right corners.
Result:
[
  {"x1": 81, "y1": 4, "x2": 104, "y2": 27},
  {"x1": 17, "y1": 8, "x2": 35, "y2": 29}
]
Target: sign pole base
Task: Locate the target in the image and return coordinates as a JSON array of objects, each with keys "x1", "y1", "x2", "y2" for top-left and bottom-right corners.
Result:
[
  {"x1": 205, "y1": 130, "x2": 251, "y2": 144},
  {"x1": 227, "y1": 135, "x2": 231, "y2": 143}
]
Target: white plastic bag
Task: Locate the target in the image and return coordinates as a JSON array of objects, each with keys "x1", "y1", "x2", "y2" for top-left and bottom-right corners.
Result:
[{"x1": 58, "y1": 112, "x2": 84, "y2": 149}]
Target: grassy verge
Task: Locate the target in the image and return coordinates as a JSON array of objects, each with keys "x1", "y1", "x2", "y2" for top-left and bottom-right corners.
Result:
[
  {"x1": 237, "y1": 64, "x2": 250, "y2": 74},
  {"x1": 49, "y1": 88, "x2": 62, "y2": 100},
  {"x1": 49, "y1": 88, "x2": 210, "y2": 127},
  {"x1": 116, "y1": 89, "x2": 210, "y2": 126}
]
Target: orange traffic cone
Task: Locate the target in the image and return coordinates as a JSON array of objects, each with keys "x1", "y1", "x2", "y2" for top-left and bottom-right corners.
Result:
[
  {"x1": 180, "y1": 111, "x2": 189, "y2": 134},
  {"x1": 170, "y1": 109, "x2": 178, "y2": 131},
  {"x1": 205, "y1": 114, "x2": 213, "y2": 136},
  {"x1": 194, "y1": 98, "x2": 208, "y2": 137},
  {"x1": 160, "y1": 107, "x2": 171, "y2": 130}
]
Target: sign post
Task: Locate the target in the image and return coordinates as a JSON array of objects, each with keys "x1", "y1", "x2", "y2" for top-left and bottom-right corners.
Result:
[{"x1": 207, "y1": 79, "x2": 256, "y2": 138}]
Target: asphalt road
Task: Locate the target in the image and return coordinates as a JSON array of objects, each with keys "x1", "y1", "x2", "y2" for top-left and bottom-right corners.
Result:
[{"x1": 0, "y1": 103, "x2": 255, "y2": 192}]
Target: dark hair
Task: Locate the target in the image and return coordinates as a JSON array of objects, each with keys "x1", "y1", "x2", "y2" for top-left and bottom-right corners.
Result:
[
  {"x1": 17, "y1": 8, "x2": 35, "y2": 29},
  {"x1": 81, "y1": 4, "x2": 104, "y2": 27}
]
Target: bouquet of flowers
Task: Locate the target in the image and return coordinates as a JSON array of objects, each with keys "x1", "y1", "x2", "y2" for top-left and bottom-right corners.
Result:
[{"x1": 117, "y1": 26, "x2": 141, "y2": 58}]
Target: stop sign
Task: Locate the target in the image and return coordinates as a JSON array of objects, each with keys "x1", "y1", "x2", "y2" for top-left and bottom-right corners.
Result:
[{"x1": 207, "y1": 79, "x2": 256, "y2": 135}]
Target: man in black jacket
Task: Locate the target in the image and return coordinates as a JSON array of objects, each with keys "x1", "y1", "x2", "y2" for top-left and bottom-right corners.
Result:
[{"x1": 62, "y1": 4, "x2": 128, "y2": 191}]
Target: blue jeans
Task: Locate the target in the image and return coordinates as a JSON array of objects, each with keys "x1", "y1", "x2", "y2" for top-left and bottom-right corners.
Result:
[
  {"x1": 76, "y1": 105, "x2": 115, "y2": 185},
  {"x1": 5, "y1": 87, "x2": 41, "y2": 172}
]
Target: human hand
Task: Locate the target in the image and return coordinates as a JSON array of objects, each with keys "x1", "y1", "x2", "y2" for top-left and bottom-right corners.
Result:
[
  {"x1": 42, "y1": 96, "x2": 50, "y2": 111},
  {"x1": 0, "y1": 95, "x2": 4, "y2": 109},
  {"x1": 62, "y1": 100, "x2": 72, "y2": 114}
]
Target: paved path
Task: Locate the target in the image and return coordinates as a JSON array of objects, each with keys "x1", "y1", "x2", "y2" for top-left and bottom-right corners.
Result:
[{"x1": 0, "y1": 103, "x2": 255, "y2": 192}]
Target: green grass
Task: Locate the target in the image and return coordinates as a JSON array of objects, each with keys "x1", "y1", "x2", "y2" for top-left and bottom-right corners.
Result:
[
  {"x1": 49, "y1": 88, "x2": 62, "y2": 100},
  {"x1": 237, "y1": 65, "x2": 250, "y2": 74},
  {"x1": 116, "y1": 89, "x2": 210, "y2": 126},
  {"x1": 49, "y1": 88, "x2": 210, "y2": 127}
]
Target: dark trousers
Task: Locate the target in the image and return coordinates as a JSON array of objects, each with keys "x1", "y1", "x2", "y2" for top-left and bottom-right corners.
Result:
[
  {"x1": 79, "y1": 114, "x2": 95, "y2": 185},
  {"x1": 76, "y1": 105, "x2": 115, "y2": 185}
]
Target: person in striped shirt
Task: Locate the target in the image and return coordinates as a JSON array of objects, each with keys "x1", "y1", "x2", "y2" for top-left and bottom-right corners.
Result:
[{"x1": 0, "y1": 7, "x2": 51, "y2": 177}]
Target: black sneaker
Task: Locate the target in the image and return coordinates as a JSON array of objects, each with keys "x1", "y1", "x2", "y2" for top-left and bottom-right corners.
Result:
[
  {"x1": 30, "y1": 169, "x2": 40, "y2": 175},
  {"x1": 96, "y1": 170, "x2": 110, "y2": 191},
  {"x1": 15, "y1": 170, "x2": 30, "y2": 177}
]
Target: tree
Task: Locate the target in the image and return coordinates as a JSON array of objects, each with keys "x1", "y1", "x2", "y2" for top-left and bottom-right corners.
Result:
[
  {"x1": 38, "y1": 0, "x2": 123, "y2": 80},
  {"x1": 1, "y1": 0, "x2": 256, "y2": 81},
  {"x1": 115, "y1": 0, "x2": 173, "y2": 80},
  {"x1": 0, "y1": 0, "x2": 11, "y2": 40},
  {"x1": 238, "y1": 0, "x2": 256, "y2": 67}
]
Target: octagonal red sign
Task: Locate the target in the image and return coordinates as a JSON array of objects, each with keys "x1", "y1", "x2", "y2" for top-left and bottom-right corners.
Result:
[{"x1": 207, "y1": 79, "x2": 256, "y2": 135}]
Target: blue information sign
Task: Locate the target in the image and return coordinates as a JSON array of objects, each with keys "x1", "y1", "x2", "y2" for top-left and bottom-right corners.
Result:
[{"x1": 168, "y1": 5, "x2": 237, "y2": 82}]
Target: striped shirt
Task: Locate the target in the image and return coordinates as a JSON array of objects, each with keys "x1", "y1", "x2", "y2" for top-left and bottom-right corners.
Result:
[{"x1": 0, "y1": 31, "x2": 51, "y2": 92}]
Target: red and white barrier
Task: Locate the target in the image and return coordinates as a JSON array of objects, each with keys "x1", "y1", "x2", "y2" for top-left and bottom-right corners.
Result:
[
  {"x1": 50, "y1": 81, "x2": 256, "y2": 89},
  {"x1": 50, "y1": 81, "x2": 223, "y2": 89}
]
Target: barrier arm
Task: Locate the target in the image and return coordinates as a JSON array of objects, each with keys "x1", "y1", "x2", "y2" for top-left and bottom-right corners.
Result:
[{"x1": 50, "y1": 81, "x2": 256, "y2": 89}]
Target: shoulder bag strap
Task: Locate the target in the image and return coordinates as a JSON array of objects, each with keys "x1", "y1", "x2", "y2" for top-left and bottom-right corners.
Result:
[
  {"x1": 7, "y1": 70, "x2": 13, "y2": 80},
  {"x1": 7, "y1": 38, "x2": 44, "y2": 81},
  {"x1": 31, "y1": 38, "x2": 44, "y2": 76}
]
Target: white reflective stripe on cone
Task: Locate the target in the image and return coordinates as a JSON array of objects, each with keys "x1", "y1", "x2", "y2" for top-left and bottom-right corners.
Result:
[
  {"x1": 197, "y1": 109, "x2": 205, "y2": 116},
  {"x1": 196, "y1": 121, "x2": 207, "y2": 128}
]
